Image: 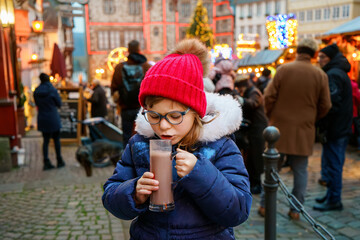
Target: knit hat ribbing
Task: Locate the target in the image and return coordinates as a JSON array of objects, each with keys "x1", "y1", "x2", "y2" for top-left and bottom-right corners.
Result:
[{"x1": 139, "y1": 53, "x2": 207, "y2": 117}]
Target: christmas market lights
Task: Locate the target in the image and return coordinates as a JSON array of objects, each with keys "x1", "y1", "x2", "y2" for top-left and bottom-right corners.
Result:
[
  {"x1": 107, "y1": 47, "x2": 128, "y2": 72},
  {"x1": 266, "y1": 14, "x2": 298, "y2": 49},
  {"x1": 236, "y1": 33, "x2": 260, "y2": 58},
  {"x1": 210, "y1": 44, "x2": 233, "y2": 63}
]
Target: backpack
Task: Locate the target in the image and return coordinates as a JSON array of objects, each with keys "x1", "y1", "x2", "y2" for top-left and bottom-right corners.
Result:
[{"x1": 120, "y1": 62, "x2": 144, "y2": 106}]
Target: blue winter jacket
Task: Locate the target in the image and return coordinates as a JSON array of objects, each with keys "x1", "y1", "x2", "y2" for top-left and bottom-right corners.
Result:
[
  {"x1": 102, "y1": 93, "x2": 252, "y2": 240},
  {"x1": 34, "y1": 81, "x2": 62, "y2": 132}
]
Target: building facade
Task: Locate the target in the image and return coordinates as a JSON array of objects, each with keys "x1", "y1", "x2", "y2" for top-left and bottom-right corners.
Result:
[
  {"x1": 288, "y1": 0, "x2": 360, "y2": 39},
  {"x1": 86, "y1": 0, "x2": 234, "y2": 82},
  {"x1": 234, "y1": 0, "x2": 288, "y2": 50}
]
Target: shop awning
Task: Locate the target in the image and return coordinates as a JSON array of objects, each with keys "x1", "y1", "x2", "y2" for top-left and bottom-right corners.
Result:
[
  {"x1": 235, "y1": 49, "x2": 284, "y2": 68},
  {"x1": 322, "y1": 16, "x2": 360, "y2": 37}
]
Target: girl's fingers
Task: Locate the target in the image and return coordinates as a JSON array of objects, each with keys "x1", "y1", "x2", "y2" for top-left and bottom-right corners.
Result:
[{"x1": 139, "y1": 177, "x2": 159, "y2": 186}]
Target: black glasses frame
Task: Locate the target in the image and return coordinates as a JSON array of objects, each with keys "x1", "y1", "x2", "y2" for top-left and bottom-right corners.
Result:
[{"x1": 141, "y1": 108, "x2": 190, "y2": 125}]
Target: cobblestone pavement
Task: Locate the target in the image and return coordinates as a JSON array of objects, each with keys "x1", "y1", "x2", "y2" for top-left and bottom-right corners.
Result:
[{"x1": 1, "y1": 131, "x2": 360, "y2": 240}]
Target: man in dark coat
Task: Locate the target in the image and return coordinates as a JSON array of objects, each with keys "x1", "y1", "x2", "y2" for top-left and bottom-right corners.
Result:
[
  {"x1": 314, "y1": 44, "x2": 353, "y2": 211},
  {"x1": 34, "y1": 73, "x2": 65, "y2": 170},
  {"x1": 87, "y1": 79, "x2": 107, "y2": 118},
  {"x1": 111, "y1": 40, "x2": 152, "y2": 147}
]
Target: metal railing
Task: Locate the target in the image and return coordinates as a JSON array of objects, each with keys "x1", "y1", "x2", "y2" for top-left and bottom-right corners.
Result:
[{"x1": 262, "y1": 126, "x2": 335, "y2": 240}]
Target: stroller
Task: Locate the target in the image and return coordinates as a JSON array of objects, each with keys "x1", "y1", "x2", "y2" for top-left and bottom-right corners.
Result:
[{"x1": 71, "y1": 115, "x2": 124, "y2": 177}]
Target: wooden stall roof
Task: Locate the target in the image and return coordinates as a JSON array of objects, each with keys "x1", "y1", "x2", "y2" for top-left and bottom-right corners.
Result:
[
  {"x1": 322, "y1": 16, "x2": 360, "y2": 38},
  {"x1": 234, "y1": 49, "x2": 284, "y2": 68}
]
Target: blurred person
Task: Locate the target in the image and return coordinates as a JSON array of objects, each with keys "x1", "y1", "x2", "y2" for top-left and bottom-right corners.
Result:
[
  {"x1": 261, "y1": 38, "x2": 332, "y2": 219},
  {"x1": 34, "y1": 73, "x2": 65, "y2": 170},
  {"x1": 86, "y1": 79, "x2": 108, "y2": 118},
  {"x1": 314, "y1": 44, "x2": 352, "y2": 211},
  {"x1": 248, "y1": 72, "x2": 257, "y2": 85},
  {"x1": 208, "y1": 58, "x2": 236, "y2": 95},
  {"x1": 24, "y1": 86, "x2": 37, "y2": 131},
  {"x1": 111, "y1": 40, "x2": 152, "y2": 147},
  {"x1": 256, "y1": 68, "x2": 272, "y2": 94},
  {"x1": 234, "y1": 76, "x2": 268, "y2": 194}
]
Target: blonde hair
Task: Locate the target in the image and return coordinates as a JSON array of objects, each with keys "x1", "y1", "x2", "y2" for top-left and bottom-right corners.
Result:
[
  {"x1": 169, "y1": 38, "x2": 211, "y2": 77},
  {"x1": 144, "y1": 96, "x2": 203, "y2": 151}
]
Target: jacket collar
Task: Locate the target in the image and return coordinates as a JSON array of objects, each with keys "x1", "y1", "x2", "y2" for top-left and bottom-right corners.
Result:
[{"x1": 135, "y1": 93, "x2": 243, "y2": 142}]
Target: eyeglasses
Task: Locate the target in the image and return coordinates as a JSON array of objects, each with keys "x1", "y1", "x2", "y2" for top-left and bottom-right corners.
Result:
[{"x1": 142, "y1": 108, "x2": 190, "y2": 125}]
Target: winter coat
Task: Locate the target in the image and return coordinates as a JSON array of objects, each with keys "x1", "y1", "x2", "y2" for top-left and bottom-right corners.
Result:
[
  {"x1": 111, "y1": 52, "x2": 152, "y2": 110},
  {"x1": 318, "y1": 52, "x2": 353, "y2": 140},
  {"x1": 102, "y1": 93, "x2": 252, "y2": 240},
  {"x1": 241, "y1": 85, "x2": 268, "y2": 131},
  {"x1": 88, "y1": 84, "x2": 107, "y2": 118},
  {"x1": 34, "y1": 81, "x2": 62, "y2": 133},
  {"x1": 264, "y1": 54, "x2": 332, "y2": 156}
]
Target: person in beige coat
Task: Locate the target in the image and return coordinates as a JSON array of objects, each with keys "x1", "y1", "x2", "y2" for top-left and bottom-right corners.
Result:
[{"x1": 260, "y1": 38, "x2": 332, "y2": 220}]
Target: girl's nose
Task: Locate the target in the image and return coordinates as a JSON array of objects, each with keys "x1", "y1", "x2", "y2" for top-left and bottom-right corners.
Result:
[{"x1": 159, "y1": 118, "x2": 171, "y2": 130}]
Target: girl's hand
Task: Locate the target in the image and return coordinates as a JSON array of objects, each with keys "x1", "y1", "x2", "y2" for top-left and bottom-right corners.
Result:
[
  {"x1": 134, "y1": 172, "x2": 159, "y2": 205},
  {"x1": 175, "y1": 148, "x2": 197, "y2": 178}
]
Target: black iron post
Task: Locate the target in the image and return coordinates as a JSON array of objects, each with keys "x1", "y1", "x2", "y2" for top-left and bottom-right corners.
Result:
[{"x1": 263, "y1": 126, "x2": 280, "y2": 240}]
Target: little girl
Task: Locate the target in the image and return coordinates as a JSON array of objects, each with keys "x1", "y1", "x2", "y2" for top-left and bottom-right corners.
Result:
[{"x1": 102, "y1": 39, "x2": 252, "y2": 240}]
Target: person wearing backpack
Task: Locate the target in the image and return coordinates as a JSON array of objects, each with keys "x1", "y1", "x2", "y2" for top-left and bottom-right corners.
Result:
[{"x1": 111, "y1": 40, "x2": 152, "y2": 147}]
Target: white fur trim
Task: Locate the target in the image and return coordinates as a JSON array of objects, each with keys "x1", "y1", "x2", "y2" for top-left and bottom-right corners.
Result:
[{"x1": 135, "y1": 92, "x2": 243, "y2": 142}]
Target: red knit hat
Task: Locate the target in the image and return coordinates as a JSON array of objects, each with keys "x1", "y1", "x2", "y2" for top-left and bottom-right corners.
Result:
[{"x1": 139, "y1": 53, "x2": 207, "y2": 117}]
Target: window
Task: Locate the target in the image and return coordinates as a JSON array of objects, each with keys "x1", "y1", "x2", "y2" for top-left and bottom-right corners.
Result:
[
  {"x1": 97, "y1": 31, "x2": 121, "y2": 50},
  {"x1": 256, "y1": 24, "x2": 262, "y2": 37},
  {"x1": 129, "y1": 0, "x2": 141, "y2": 15},
  {"x1": 265, "y1": 2, "x2": 271, "y2": 15},
  {"x1": 240, "y1": 26, "x2": 245, "y2": 33},
  {"x1": 323, "y1": 8, "x2": 330, "y2": 20},
  {"x1": 180, "y1": 28, "x2": 187, "y2": 40},
  {"x1": 240, "y1": 6, "x2": 245, "y2": 18},
  {"x1": 169, "y1": 0, "x2": 176, "y2": 12},
  {"x1": 204, "y1": 3, "x2": 212, "y2": 19},
  {"x1": 103, "y1": 0, "x2": 115, "y2": 15},
  {"x1": 248, "y1": 4, "x2": 253, "y2": 17},
  {"x1": 298, "y1": 11, "x2": 304, "y2": 22},
  {"x1": 256, "y1": 3, "x2": 261, "y2": 17},
  {"x1": 153, "y1": 27, "x2": 159, "y2": 36},
  {"x1": 342, "y1": 5, "x2": 350, "y2": 18},
  {"x1": 181, "y1": 2, "x2": 191, "y2": 17},
  {"x1": 332, "y1": 6, "x2": 340, "y2": 19},
  {"x1": 109, "y1": 31, "x2": 120, "y2": 49},
  {"x1": 315, "y1": 9, "x2": 321, "y2": 21},
  {"x1": 248, "y1": 25, "x2": 253, "y2": 34},
  {"x1": 98, "y1": 31, "x2": 109, "y2": 50},
  {"x1": 306, "y1": 10, "x2": 313, "y2": 21},
  {"x1": 275, "y1": 1, "x2": 281, "y2": 14},
  {"x1": 218, "y1": 4, "x2": 224, "y2": 12}
]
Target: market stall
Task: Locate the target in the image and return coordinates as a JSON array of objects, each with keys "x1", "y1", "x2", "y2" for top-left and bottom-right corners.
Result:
[{"x1": 320, "y1": 16, "x2": 360, "y2": 81}]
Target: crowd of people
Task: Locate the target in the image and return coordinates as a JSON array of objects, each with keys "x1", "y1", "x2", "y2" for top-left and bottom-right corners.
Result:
[{"x1": 22, "y1": 35, "x2": 359, "y2": 238}]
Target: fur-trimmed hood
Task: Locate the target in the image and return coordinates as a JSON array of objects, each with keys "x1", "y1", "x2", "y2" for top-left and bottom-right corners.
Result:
[{"x1": 135, "y1": 92, "x2": 242, "y2": 142}]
